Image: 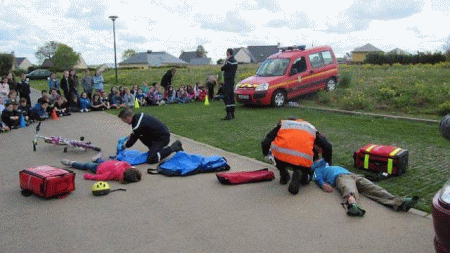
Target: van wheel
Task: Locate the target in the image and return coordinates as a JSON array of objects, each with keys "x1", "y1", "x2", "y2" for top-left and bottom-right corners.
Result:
[
  {"x1": 272, "y1": 90, "x2": 286, "y2": 107},
  {"x1": 326, "y1": 79, "x2": 336, "y2": 91}
]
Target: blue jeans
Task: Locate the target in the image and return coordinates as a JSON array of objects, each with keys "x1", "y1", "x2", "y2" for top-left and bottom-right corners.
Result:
[{"x1": 72, "y1": 162, "x2": 99, "y2": 173}]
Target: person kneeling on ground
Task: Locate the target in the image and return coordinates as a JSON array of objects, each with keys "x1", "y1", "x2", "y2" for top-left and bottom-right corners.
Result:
[
  {"x1": 61, "y1": 159, "x2": 141, "y2": 183},
  {"x1": 118, "y1": 107, "x2": 183, "y2": 164},
  {"x1": 261, "y1": 116, "x2": 332, "y2": 195},
  {"x1": 312, "y1": 159, "x2": 419, "y2": 217}
]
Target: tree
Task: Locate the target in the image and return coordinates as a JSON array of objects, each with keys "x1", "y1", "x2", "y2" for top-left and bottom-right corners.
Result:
[
  {"x1": 0, "y1": 53, "x2": 14, "y2": 76},
  {"x1": 122, "y1": 49, "x2": 137, "y2": 60},
  {"x1": 52, "y1": 44, "x2": 80, "y2": 71},
  {"x1": 344, "y1": 52, "x2": 352, "y2": 61},
  {"x1": 35, "y1": 41, "x2": 60, "y2": 63},
  {"x1": 196, "y1": 45, "x2": 207, "y2": 58}
]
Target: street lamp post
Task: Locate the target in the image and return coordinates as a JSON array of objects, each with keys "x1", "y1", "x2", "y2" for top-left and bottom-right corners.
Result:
[{"x1": 109, "y1": 15, "x2": 118, "y2": 86}]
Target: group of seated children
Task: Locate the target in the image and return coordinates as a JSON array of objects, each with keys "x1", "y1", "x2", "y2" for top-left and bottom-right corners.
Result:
[
  {"x1": 0, "y1": 76, "x2": 225, "y2": 133},
  {"x1": 85, "y1": 82, "x2": 219, "y2": 110},
  {"x1": 137, "y1": 81, "x2": 222, "y2": 106},
  {"x1": 0, "y1": 84, "x2": 82, "y2": 132}
]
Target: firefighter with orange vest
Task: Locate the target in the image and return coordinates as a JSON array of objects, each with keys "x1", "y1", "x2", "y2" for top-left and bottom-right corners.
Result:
[{"x1": 261, "y1": 117, "x2": 332, "y2": 194}]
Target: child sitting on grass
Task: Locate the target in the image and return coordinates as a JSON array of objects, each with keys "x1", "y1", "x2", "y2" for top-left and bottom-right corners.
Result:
[
  {"x1": 79, "y1": 91, "x2": 92, "y2": 112},
  {"x1": 32, "y1": 98, "x2": 49, "y2": 121},
  {"x1": 135, "y1": 88, "x2": 147, "y2": 106},
  {"x1": 54, "y1": 96, "x2": 71, "y2": 116},
  {"x1": 91, "y1": 93, "x2": 109, "y2": 111},
  {"x1": 1, "y1": 102, "x2": 19, "y2": 129},
  {"x1": 61, "y1": 158, "x2": 142, "y2": 183}
]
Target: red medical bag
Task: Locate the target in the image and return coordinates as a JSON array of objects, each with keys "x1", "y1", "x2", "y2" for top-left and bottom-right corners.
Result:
[
  {"x1": 353, "y1": 144, "x2": 408, "y2": 176},
  {"x1": 20, "y1": 166, "x2": 75, "y2": 198},
  {"x1": 216, "y1": 168, "x2": 275, "y2": 185}
]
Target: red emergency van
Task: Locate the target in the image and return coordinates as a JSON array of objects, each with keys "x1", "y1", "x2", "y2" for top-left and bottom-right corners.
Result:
[{"x1": 234, "y1": 45, "x2": 339, "y2": 107}]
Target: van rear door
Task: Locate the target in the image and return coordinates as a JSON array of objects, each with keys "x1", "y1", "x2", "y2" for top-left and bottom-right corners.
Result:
[{"x1": 306, "y1": 51, "x2": 335, "y2": 91}]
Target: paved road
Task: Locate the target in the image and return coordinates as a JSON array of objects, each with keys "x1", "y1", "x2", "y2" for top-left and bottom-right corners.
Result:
[{"x1": 0, "y1": 89, "x2": 435, "y2": 252}]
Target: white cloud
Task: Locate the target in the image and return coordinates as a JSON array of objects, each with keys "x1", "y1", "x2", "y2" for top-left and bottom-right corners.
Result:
[{"x1": 0, "y1": 0, "x2": 448, "y2": 67}]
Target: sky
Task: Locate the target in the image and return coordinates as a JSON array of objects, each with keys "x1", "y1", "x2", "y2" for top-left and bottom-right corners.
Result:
[{"x1": 1, "y1": 0, "x2": 449, "y2": 66}]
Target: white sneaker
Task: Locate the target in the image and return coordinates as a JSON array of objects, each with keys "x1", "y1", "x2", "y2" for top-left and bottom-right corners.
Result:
[
  {"x1": 61, "y1": 159, "x2": 73, "y2": 166},
  {"x1": 91, "y1": 152, "x2": 102, "y2": 162}
]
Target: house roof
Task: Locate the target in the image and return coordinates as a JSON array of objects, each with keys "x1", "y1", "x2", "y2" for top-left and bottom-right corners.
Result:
[
  {"x1": 190, "y1": 58, "x2": 211, "y2": 65},
  {"x1": 238, "y1": 48, "x2": 257, "y2": 62},
  {"x1": 16, "y1": 57, "x2": 26, "y2": 65},
  {"x1": 247, "y1": 45, "x2": 279, "y2": 63},
  {"x1": 179, "y1": 51, "x2": 196, "y2": 62},
  {"x1": 352, "y1": 43, "x2": 383, "y2": 53},
  {"x1": 232, "y1": 48, "x2": 242, "y2": 56},
  {"x1": 120, "y1": 51, "x2": 187, "y2": 66},
  {"x1": 179, "y1": 51, "x2": 211, "y2": 65}
]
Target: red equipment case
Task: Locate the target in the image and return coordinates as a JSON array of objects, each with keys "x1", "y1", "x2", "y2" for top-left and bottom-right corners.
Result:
[
  {"x1": 216, "y1": 168, "x2": 275, "y2": 185},
  {"x1": 20, "y1": 166, "x2": 75, "y2": 198},
  {"x1": 353, "y1": 144, "x2": 408, "y2": 176}
]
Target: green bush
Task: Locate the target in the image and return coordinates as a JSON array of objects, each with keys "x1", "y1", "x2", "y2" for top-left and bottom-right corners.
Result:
[
  {"x1": 338, "y1": 72, "x2": 352, "y2": 89},
  {"x1": 315, "y1": 90, "x2": 334, "y2": 105},
  {"x1": 341, "y1": 91, "x2": 370, "y2": 110},
  {"x1": 437, "y1": 101, "x2": 450, "y2": 116}
]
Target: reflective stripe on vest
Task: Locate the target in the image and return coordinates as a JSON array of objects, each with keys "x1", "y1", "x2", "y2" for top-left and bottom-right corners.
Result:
[
  {"x1": 279, "y1": 120, "x2": 316, "y2": 136},
  {"x1": 270, "y1": 143, "x2": 314, "y2": 162}
]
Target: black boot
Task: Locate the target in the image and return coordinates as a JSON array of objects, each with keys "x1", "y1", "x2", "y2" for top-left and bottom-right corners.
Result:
[
  {"x1": 288, "y1": 169, "x2": 302, "y2": 195},
  {"x1": 279, "y1": 169, "x2": 290, "y2": 185},
  {"x1": 231, "y1": 106, "x2": 235, "y2": 119},
  {"x1": 222, "y1": 107, "x2": 233, "y2": 120},
  {"x1": 300, "y1": 172, "x2": 312, "y2": 185},
  {"x1": 170, "y1": 140, "x2": 183, "y2": 152}
]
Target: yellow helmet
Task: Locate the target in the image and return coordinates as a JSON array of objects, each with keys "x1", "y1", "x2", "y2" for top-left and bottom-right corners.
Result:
[{"x1": 91, "y1": 181, "x2": 111, "y2": 196}]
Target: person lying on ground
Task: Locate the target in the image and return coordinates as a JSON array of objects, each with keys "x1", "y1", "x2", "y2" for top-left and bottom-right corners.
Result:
[
  {"x1": 312, "y1": 159, "x2": 419, "y2": 217},
  {"x1": 61, "y1": 158, "x2": 141, "y2": 183}
]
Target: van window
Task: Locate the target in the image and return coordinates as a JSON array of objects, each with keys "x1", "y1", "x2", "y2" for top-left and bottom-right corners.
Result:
[
  {"x1": 256, "y1": 58, "x2": 290, "y2": 77},
  {"x1": 322, "y1": 51, "x2": 333, "y2": 65},
  {"x1": 309, "y1": 53, "x2": 323, "y2": 69},
  {"x1": 291, "y1": 57, "x2": 307, "y2": 74}
]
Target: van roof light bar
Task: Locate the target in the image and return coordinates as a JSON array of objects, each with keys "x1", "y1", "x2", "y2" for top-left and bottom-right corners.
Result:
[{"x1": 280, "y1": 45, "x2": 306, "y2": 52}]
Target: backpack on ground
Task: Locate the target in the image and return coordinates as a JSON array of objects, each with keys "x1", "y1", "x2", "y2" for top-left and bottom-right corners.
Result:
[{"x1": 148, "y1": 151, "x2": 230, "y2": 176}]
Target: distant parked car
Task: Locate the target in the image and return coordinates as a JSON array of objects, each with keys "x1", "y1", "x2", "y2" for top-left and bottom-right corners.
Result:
[
  {"x1": 26, "y1": 69, "x2": 52, "y2": 80},
  {"x1": 432, "y1": 180, "x2": 450, "y2": 252}
]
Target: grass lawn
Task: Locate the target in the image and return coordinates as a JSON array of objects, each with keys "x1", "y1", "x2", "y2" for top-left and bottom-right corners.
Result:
[{"x1": 106, "y1": 100, "x2": 450, "y2": 213}]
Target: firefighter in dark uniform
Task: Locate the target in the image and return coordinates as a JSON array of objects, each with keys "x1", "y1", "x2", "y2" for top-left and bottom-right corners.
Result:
[
  {"x1": 220, "y1": 48, "x2": 238, "y2": 120},
  {"x1": 161, "y1": 68, "x2": 176, "y2": 92},
  {"x1": 118, "y1": 108, "x2": 183, "y2": 164},
  {"x1": 261, "y1": 117, "x2": 332, "y2": 195}
]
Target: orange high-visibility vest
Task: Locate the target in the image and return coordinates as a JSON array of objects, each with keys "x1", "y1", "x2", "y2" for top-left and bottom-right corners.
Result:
[{"x1": 270, "y1": 120, "x2": 317, "y2": 167}]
